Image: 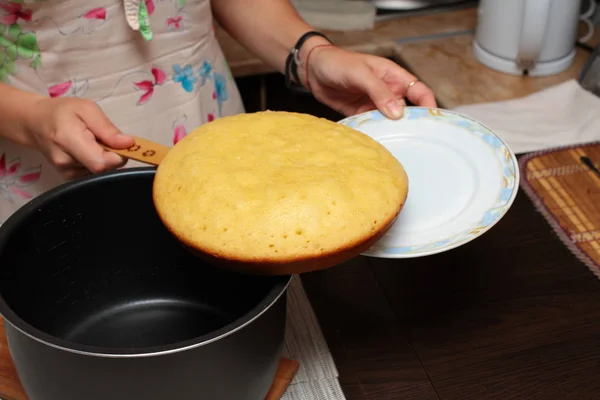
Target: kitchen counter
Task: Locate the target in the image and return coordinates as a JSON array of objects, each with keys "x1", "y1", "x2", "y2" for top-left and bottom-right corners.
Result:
[
  {"x1": 216, "y1": 8, "x2": 477, "y2": 77},
  {"x1": 393, "y1": 34, "x2": 592, "y2": 108},
  {"x1": 216, "y1": 7, "x2": 599, "y2": 108}
]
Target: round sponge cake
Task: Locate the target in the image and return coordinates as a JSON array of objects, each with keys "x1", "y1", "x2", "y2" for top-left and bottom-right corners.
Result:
[{"x1": 153, "y1": 111, "x2": 408, "y2": 274}]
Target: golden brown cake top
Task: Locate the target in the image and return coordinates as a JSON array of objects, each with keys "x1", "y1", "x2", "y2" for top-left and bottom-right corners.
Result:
[{"x1": 153, "y1": 111, "x2": 408, "y2": 264}]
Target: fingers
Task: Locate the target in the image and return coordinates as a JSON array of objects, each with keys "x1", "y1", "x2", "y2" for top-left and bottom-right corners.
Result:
[
  {"x1": 73, "y1": 101, "x2": 132, "y2": 172},
  {"x1": 76, "y1": 101, "x2": 135, "y2": 149},
  {"x1": 63, "y1": 166, "x2": 93, "y2": 181},
  {"x1": 30, "y1": 97, "x2": 130, "y2": 178},
  {"x1": 354, "y1": 97, "x2": 405, "y2": 116},
  {"x1": 58, "y1": 124, "x2": 118, "y2": 173},
  {"x1": 104, "y1": 151, "x2": 129, "y2": 169},
  {"x1": 365, "y1": 57, "x2": 437, "y2": 108},
  {"x1": 405, "y1": 79, "x2": 437, "y2": 108},
  {"x1": 358, "y1": 57, "x2": 438, "y2": 118},
  {"x1": 49, "y1": 144, "x2": 124, "y2": 181},
  {"x1": 355, "y1": 67, "x2": 405, "y2": 119},
  {"x1": 46, "y1": 147, "x2": 90, "y2": 180}
]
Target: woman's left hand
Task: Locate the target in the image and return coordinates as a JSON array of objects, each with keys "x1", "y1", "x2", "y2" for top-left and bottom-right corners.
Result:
[{"x1": 300, "y1": 44, "x2": 437, "y2": 119}]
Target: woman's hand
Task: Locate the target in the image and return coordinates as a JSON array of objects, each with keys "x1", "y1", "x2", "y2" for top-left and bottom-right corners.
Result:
[
  {"x1": 24, "y1": 97, "x2": 135, "y2": 180},
  {"x1": 300, "y1": 44, "x2": 437, "y2": 119}
]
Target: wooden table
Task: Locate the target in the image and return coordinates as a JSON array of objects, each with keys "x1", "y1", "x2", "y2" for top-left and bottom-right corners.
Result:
[{"x1": 301, "y1": 176, "x2": 600, "y2": 399}]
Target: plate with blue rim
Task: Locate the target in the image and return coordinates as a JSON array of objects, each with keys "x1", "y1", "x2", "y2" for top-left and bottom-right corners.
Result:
[{"x1": 337, "y1": 107, "x2": 519, "y2": 258}]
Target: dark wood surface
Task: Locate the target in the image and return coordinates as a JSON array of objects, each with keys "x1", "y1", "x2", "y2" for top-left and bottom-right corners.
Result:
[
  {"x1": 236, "y1": 73, "x2": 600, "y2": 399},
  {"x1": 301, "y1": 187, "x2": 600, "y2": 400}
]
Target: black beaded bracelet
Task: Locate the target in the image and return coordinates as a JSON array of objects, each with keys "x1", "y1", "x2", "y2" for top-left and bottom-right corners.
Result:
[{"x1": 285, "y1": 31, "x2": 333, "y2": 88}]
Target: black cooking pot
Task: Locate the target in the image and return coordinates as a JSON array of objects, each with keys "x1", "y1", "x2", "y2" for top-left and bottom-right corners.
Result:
[{"x1": 0, "y1": 167, "x2": 291, "y2": 400}]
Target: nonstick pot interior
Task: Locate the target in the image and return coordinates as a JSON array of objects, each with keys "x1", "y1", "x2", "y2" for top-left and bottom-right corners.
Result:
[{"x1": 0, "y1": 167, "x2": 290, "y2": 356}]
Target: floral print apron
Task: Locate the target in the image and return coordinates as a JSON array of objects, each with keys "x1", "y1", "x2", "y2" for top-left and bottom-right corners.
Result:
[{"x1": 0, "y1": 0, "x2": 245, "y2": 224}]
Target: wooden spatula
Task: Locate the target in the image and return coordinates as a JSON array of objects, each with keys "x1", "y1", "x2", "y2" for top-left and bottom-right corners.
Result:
[{"x1": 101, "y1": 136, "x2": 170, "y2": 166}]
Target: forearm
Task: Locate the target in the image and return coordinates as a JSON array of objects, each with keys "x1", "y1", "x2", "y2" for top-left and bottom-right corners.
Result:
[
  {"x1": 0, "y1": 83, "x2": 41, "y2": 147},
  {"x1": 211, "y1": 0, "x2": 330, "y2": 74}
]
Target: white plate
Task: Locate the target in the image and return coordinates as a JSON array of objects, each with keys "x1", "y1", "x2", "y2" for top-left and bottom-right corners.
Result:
[{"x1": 338, "y1": 107, "x2": 519, "y2": 258}]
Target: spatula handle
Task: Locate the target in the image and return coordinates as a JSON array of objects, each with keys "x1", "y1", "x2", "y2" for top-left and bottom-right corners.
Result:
[
  {"x1": 265, "y1": 358, "x2": 299, "y2": 399},
  {"x1": 0, "y1": 318, "x2": 27, "y2": 400},
  {"x1": 100, "y1": 136, "x2": 171, "y2": 166}
]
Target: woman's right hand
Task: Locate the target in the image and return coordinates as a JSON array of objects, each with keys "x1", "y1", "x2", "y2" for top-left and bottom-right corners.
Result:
[{"x1": 24, "y1": 97, "x2": 135, "y2": 180}]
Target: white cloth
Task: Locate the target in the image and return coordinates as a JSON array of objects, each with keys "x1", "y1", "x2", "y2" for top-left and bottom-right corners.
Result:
[{"x1": 452, "y1": 79, "x2": 600, "y2": 154}]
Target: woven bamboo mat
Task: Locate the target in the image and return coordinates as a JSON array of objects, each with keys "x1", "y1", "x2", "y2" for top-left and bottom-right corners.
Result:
[{"x1": 519, "y1": 142, "x2": 600, "y2": 280}]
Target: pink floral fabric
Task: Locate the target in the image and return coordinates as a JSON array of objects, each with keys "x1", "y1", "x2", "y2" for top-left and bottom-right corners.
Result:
[{"x1": 0, "y1": 0, "x2": 244, "y2": 224}]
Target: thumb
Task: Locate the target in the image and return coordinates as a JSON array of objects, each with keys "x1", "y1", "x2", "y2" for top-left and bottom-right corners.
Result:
[
  {"x1": 358, "y1": 72, "x2": 404, "y2": 120},
  {"x1": 76, "y1": 101, "x2": 135, "y2": 149}
]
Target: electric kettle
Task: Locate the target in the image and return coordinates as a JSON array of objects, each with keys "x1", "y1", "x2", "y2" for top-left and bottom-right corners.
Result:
[{"x1": 473, "y1": 0, "x2": 583, "y2": 76}]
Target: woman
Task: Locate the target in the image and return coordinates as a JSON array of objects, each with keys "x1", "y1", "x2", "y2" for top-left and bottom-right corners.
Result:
[{"x1": 0, "y1": 0, "x2": 436, "y2": 224}]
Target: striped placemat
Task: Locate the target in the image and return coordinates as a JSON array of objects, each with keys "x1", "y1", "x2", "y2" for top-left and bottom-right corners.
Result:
[{"x1": 519, "y1": 142, "x2": 600, "y2": 280}]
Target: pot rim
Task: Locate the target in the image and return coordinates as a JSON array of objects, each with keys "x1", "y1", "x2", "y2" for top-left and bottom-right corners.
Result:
[{"x1": 0, "y1": 167, "x2": 292, "y2": 358}]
